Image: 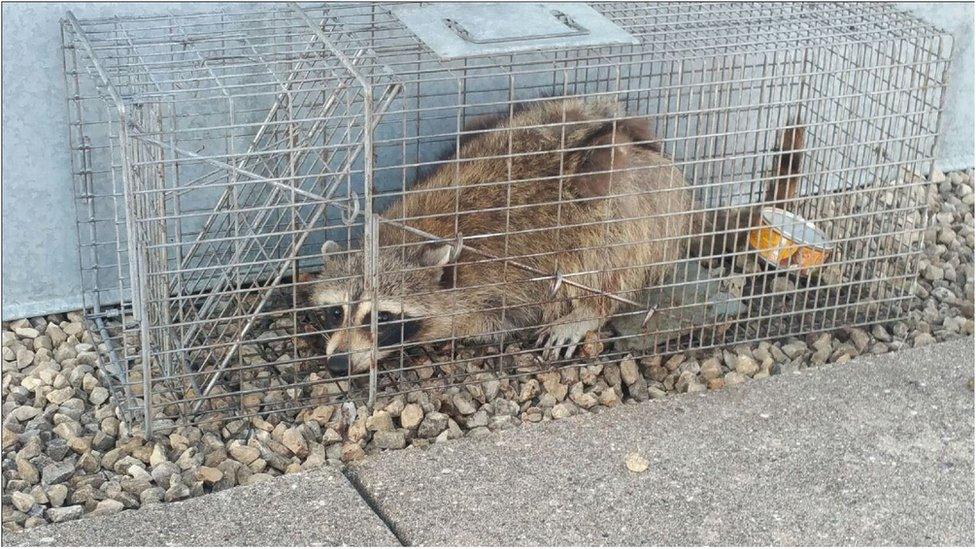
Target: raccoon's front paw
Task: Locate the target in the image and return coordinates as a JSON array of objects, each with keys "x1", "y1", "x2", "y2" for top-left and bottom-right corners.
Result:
[{"x1": 536, "y1": 316, "x2": 603, "y2": 361}]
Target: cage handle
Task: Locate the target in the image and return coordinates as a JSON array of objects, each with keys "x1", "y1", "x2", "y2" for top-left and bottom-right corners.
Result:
[{"x1": 443, "y1": 9, "x2": 590, "y2": 45}]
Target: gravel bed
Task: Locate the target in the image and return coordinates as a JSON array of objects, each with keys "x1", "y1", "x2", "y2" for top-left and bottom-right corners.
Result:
[{"x1": 2, "y1": 168, "x2": 972, "y2": 532}]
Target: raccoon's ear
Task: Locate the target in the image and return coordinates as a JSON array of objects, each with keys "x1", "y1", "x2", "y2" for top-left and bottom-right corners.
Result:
[
  {"x1": 569, "y1": 117, "x2": 659, "y2": 199},
  {"x1": 418, "y1": 243, "x2": 456, "y2": 288},
  {"x1": 419, "y1": 243, "x2": 453, "y2": 268},
  {"x1": 321, "y1": 240, "x2": 343, "y2": 259},
  {"x1": 571, "y1": 125, "x2": 630, "y2": 199}
]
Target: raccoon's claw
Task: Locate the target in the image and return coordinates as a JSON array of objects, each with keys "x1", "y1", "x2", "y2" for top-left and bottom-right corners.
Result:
[
  {"x1": 536, "y1": 336, "x2": 552, "y2": 360},
  {"x1": 537, "y1": 317, "x2": 602, "y2": 361},
  {"x1": 540, "y1": 330, "x2": 581, "y2": 361}
]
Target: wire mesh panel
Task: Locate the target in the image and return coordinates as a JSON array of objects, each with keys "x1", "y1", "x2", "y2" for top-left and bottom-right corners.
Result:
[{"x1": 62, "y1": 2, "x2": 951, "y2": 434}]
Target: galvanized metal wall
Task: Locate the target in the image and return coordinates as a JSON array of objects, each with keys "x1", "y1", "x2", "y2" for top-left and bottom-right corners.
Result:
[
  {"x1": 2, "y1": 3, "x2": 269, "y2": 320},
  {"x1": 2, "y1": 2, "x2": 973, "y2": 320}
]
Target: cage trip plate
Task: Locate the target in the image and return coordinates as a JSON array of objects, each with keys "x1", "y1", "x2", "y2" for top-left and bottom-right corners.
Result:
[{"x1": 391, "y1": 2, "x2": 639, "y2": 59}]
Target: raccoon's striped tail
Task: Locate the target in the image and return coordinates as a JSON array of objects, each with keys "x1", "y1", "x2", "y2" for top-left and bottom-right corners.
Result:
[{"x1": 765, "y1": 117, "x2": 805, "y2": 207}]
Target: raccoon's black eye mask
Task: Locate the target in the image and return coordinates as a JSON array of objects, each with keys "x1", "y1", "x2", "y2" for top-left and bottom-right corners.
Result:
[
  {"x1": 322, "y1": 306, "x2": 343, "y2": 330},
  {"x1": 368, "y1": 311, "x2": 423, "y2": 348},
  {"x1": 319, "y1": 306, "x2": 422, "y2": 348}
]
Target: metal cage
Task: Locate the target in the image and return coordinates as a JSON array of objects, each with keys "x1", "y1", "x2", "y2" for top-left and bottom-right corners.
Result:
[{"x1": 62, "y1": 2, "x2": 952, "y2": 434}]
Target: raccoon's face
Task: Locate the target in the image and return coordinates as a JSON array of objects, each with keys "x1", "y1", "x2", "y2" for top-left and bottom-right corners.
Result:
[{"x1": 309, "y1": 239, "x2": 455, "y2": 376}]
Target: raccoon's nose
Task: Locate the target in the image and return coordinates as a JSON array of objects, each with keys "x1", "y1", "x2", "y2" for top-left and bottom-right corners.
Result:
[{"x1": 326, "y1": 354, "x2": 349, "y2": 376}]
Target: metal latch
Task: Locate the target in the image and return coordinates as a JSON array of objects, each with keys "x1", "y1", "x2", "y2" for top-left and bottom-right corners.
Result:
[{"x1": 391, "y1": 3, "x2": 638, "y2": 59}]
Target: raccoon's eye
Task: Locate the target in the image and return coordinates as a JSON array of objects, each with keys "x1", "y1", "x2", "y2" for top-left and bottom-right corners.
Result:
[
  {"x1": 376, "y1": 311, "x2": 395, "y2": 324},
  {"x1": 326, "y1": 306, "x2": 343, "y2": 321}
]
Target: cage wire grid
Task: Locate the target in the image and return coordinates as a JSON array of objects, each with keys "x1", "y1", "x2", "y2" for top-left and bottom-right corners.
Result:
[{"x1": 61, "y1": 2, "x2": 951, "y2": 435}]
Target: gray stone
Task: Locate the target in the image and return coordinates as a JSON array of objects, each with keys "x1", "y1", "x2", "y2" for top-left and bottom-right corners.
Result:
[
  {"x1": 551, "y1": 403, "x2": 576, "y2": 419},
  {"x1": 491, "y1": 398, "x2": 519, "y2": 417},
  {"x1": 45, "y1": 387, "x2": 74, "y2": 405},
  {"x1": 41, "y1": 462, "x2": 74, "y2": 485},
  {"x1": 781, "y1": 342, "x2": 808, "y2": 359},
  {"x1": 626, "y1": 374, "x2": 650, "y2": 402},
  {"x1": 10, "y1": 492, "x2": 35, "y2": 513},
  {"x1": 733, "y1": 355, "x2": 760, "y2": 377},
  {"x1": 872, "y1": 324, "x2": 892, "y2": 342},
  {"x1": 570, "y1": 390, "x2": 598, "y2": 409},
  {"x1": 151, "y1": 462, "x2": 181, "y2": 489},
  {"x1": 924, "y1": 264, "x2": 945, "y2": 282},
  {"x1": 648, "y1": 386, "x2": 667, "y2": 399},
  {"x1": 465, "y1": 410, "x2": 489, "y2": 429},
  {"x1": 700, "y1": 358, "x2": 723, "y2": 381},
  {"x1": 16, "y1": 349, "x2": 34, "y2": 369},
  {"x1": 452, "y1": 393, "x2": 478, "y2": 415},
  {"x1": 228, "y1": 443, "x2": 260, "y2": 465},
  {"x1": 28, "y1": 485, "x2": 48, "y2": 506},
  {"x1": 46, "y1": 484, "x2": 68, "y2": 508},
  {"x1": 848, "y1": 328, "x2": 872, "y2": 353},
  {"x1": 810, "y1": 333, "x2": 832, "y2": 353},
  {"x1": 771, "y1": 276, "x2": 796, "y2": 293},
  {"x1": 365, "y1": 411, "x2": 394, "y2": 433},
  {"x1": 32, "y1": 335, "x2": 53, "y2": 351},
  {"x1": 811, "y1": 347, "x2": 831, "y2": 365},
  {"x1": 674, "y1": 371, "x2": 696, "y2": 393},
  {"x1": 139, "y1": 487, "x2": 165, "y2": 506},
  {"x1": 91, "y1": 499, "x2": 125, "y2": 516},
  {"x1": 619, "y1": 357, "x2": 640, "y2": 386},
  {"x1": 45, "y1": 505, "x2": 84, "y2": 524},
  {"x1": 14, "y1": 327, "x2": 40, "y2": 339},
  {"x1": 121, "y1": 475, "x2": 153, "y2": 496},
  {"x1": 91, "y1": 432, "x2": 116, "y2": 452},
  {"x1": 164, "y1": 481, "x2": 191, "y2": 503},
  {"x1": 281, "y1": 427, "x2": 309, "y2": 458},
  {"x1": 481, "y1": 380, "x2": 500, "y2": 402},
  {"x1": 11, "y1": 406, "x2": 42, "y2": 422},
  {"x1": 88, "y1": 387, "x2": 109, "y2": 406},
  {"x1": 417, "y1": 412, "x2": 449, "y2": 439},
  {"x1": 16, "y1": 457, "x2": 39, "y2": 484},
  {"x1": 372, "y1": 431, "x2": 407, "y2": 450},
  {"x1": 399, "y1": 404, "x2": 424, "y2": 429},
  {"x1": 724, "y1": 371, "x2": 748, "y2": 386}
]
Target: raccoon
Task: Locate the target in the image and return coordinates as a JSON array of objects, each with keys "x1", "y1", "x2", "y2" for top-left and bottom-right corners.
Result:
[{"x1": 309, "y1": 97, "x2": 804, "y2": 375}]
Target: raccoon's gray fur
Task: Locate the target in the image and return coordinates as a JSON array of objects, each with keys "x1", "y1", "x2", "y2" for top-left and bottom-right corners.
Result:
[{"x1": 310, "y1": 97, "x2": 804, "y2": 374}]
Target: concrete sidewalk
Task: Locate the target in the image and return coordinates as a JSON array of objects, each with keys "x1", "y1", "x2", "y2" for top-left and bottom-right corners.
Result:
[
  {"x1": 6, "y1": 338, "x2": 973, "y2": 546},
  {"x1": 4, "y1": 467, "x2": 399, "y2": 546},
  {"x1": 351, "y1": 337, "x2": 974, "y2": 545}
]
